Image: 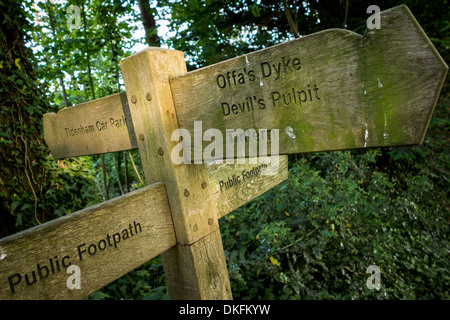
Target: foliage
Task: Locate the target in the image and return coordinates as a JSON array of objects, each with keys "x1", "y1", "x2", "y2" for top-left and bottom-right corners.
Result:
[
  {"x1": 86, "y1": 256, "x2": 169, "y2": 300},
  {"x1": 218, "y1": 94, "x2": 449, "y2": 299},
  {"x1": 29, "y1": 0, "x2": 139, "y2": 107},
  {"x1": 221, "y1": 134, "x2": 449, "y2": 299},
  {"x1": 157, "y1": 0, "x2": 449, "y2": 299},
  {"x1": 158, "y1": 0, "x2": 293, "y2": 69}
]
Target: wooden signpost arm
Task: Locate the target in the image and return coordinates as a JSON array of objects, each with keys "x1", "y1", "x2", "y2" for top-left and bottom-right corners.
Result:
[
  {"x1": 169, "y1": 5, "x2": 448, "y2": 161},
  {"x1": 0, "y1": 182, "x2": 175, "y2": 300},
  {"x1": 43, "y1": 92, "x2": 137, "y2": 158},
  {"x1": 120, "y1": 48, "x2": 232, "y2": 299}
]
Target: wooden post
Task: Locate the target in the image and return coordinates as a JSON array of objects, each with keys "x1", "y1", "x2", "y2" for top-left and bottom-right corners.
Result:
[
  {"x1": 120, "y1": 48, "x2": 232, "y2": 299},
  {"x1": 43, "y1": 92, "x2": 137, "y2": 158}
]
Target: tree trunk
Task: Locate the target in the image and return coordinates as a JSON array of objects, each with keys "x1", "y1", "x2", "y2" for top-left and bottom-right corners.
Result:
[{"x1": 0, "y1": 0, "x2": 52, "y2": 237}]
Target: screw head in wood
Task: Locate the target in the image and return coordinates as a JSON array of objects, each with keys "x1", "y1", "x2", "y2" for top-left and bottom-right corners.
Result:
[
  {"x1": 131, "y1": 95, "x2": 137, "y2": 104},
  {"x1": 201, "y1": 182, "x2": 207, "y2": 189},
  {"x1": 184, "y1": 189, "x2": 190, "y2": 197},
  {"x1": 146, "y1": 93, "x2": 152, "y2": 101},
  {"x1": 157, "y1": 147, "x2": 164, "y2": 156},
  {"x1": 193, "y1": 224, "x2": 198, "y2": 232},
  {"x1": 208, "y1": 218, "x2": 214, "y2": 225},
  {"x1": 139, "y1": 133, "x2": 144, "y2": 140}
]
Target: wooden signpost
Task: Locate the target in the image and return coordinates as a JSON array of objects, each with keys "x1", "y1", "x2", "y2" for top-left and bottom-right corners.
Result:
[{"x1": 0, "y1": 5, "x2": 447, "y2": 300}]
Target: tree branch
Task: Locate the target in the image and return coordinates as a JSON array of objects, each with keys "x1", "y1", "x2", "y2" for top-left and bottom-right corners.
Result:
[{"x1": 282, "y1": 0, "x2": 299, "y2": 38}]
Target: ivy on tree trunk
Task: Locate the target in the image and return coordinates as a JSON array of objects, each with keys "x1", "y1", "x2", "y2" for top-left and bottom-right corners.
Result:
[{"x1": 0, "y1": 0, "x2": 53, "y2": 237}]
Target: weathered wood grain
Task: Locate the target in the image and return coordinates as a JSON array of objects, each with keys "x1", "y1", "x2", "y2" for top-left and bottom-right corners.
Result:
[
  {"x1": 169, "y1": 5, "x2": 448, "y2": 161},
  {"x1": 0, "y1": 182, "x2": 175, "y2": 300},
  {"x1": 43, "y1": 92, "x2": 138, "y2": 158}
]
